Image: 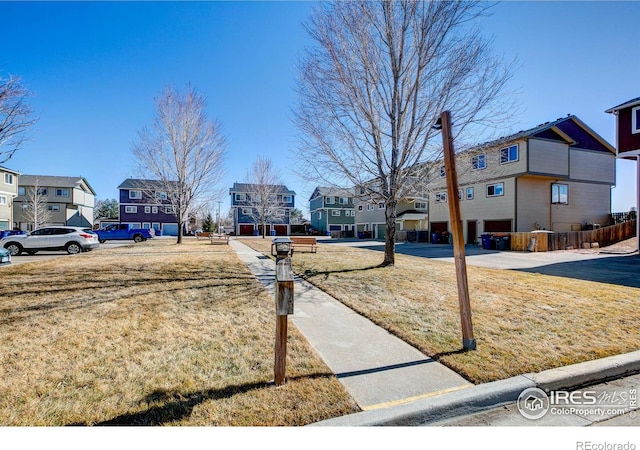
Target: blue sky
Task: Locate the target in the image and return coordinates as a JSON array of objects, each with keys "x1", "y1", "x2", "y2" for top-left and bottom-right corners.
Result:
[{"x1": 1, "y1": 1, "x2": 638, "y2": 216}]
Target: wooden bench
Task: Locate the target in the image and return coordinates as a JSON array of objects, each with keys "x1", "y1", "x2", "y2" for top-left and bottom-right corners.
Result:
[
  {"x1": 209, "y1": 234, "x2": 229, "y2": 245},
  {"x1": 291, "y1": 237, "x2": 317, "y2": 254}
]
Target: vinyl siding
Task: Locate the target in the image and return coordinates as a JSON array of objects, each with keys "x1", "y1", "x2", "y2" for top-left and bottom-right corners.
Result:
[
  {"x1": 528, "y1": 139, "x2": 569, "y2": 177},
  {"x1": 569, "y1": 149, "x2": 615, "y2": 184}
]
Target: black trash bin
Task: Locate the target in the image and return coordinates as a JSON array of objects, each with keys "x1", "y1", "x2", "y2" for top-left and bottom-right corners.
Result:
[
  {"x1": 440, "y1": 231, "x2": 451, "y2": 244},
  {"x1": 495, "y1": 235, "x2": 511, "y2": 251},
  {"x1": 418, "y1": 231, "x2": 429, "y2": 242}
]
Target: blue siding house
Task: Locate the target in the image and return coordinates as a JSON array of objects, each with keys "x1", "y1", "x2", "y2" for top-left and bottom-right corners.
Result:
[
  {"x1": 117, "y1": 179, "x2": 179, "y2": 236},
  {"x1": 229, "y1": 182, "x2": 296, "y2": 236}
]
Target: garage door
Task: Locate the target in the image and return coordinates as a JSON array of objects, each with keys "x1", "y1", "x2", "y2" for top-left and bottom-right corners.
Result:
[
  {"x1": 484, "y1": 220, "x2": 512, "y2": 233},
  {"x1": 430, "y1": 221, "x2": 448, "y2": 232},
  {"x1": 274, "y1": 225, "x2": 288, "y2": 236},
  {"x1": 240, "y1": 225, "x2": 254, "y2": 236},
  {"x1": 162, "y1": 223, "x2": 179, "y2": 236}
]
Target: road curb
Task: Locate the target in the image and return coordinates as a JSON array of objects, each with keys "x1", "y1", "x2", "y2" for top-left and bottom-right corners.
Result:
[{"x1": 311, "y1": 350, "x2": 640, "y2": 426}]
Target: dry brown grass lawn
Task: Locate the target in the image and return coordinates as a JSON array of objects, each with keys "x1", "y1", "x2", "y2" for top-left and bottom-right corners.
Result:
[
  {"x1": 242, "y1": 238, "x2": 640, "y2": 384},
  {"x1": 0, "y1": 239, "x2": 358, "y2": 426}
]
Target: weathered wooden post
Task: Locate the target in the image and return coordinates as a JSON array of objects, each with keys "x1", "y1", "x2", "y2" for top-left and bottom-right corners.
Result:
[
  {"x1": 271, "y1": 237, "x2": 294, "y2": 385},
  {"x1": 439, "y1": 110, "x2": 476, "y2": 351}
]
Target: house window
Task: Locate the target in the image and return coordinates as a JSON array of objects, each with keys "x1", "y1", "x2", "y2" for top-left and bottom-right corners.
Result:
[
  {"x1": 633, "y1": 106, "x2": 640, "y2": 134},
  {"x1": 472, "y1": 154, "x2": 486, "y2": 170},
  {"x1": 435, "y1": 192, "x2": 447, "y2": 203},
  {"x1": 318, "y1": 211, "x2": 322, "y2": 219},
  {"x1": 350, "y1": 210, "x2": 356, "y2": 216},
  {"x1": 378, "y1": 203, "x2": 385, "y2": 210},
  {"x1": 0, "y1": 195, "x2": 6, "y2": 205},
  {"x1": 283, "y1": 195, "x2": 292, "y2": 203},
  {"x1": 551, "y1": 183, "x2": 568, "y2": 204},
  {"x1": 367, "y1": 204, "x2": 374, "y2": 211},
  {"x1": 466, "y1": 187, "x2": 474, "y2": 200},
  {"x1": 145, "y1": 206, "x2": 151, "y2": 213},
  {"x1": 46, "y1": 205, "x2": 60, "y2": 211},
  {"x1": 37, "y1": 188, "x2": 48, "y2": 196},
  {"x1": 152, "y1": 206, "x2": 158, "y2": 214},
  {"x1": 440, "y1": 165, "x2": 446, "y2": 177},
  {"x1": 500, "y1": 144, "x2": 518, "y2": 164},
  {"x1": 414, "y1": 201, "x2": 427, "y2": 210},
  {"x1": 4, "y1": 173, "x2": 14, "y2": 185},
  {"x1": 458, "y1": 188, "x2": 464, "y2": 200},
  {"x1": 165, "y1": 206, "x2": 174, "y2": 214},
  {"x1": 18, "y1": 187, "x2": 25, "y2": 196},
  {"x1": 326, "y1": 196, "x2": 335, "y2": 204},
  {"x1": 55, "y1": 188, "x2": 70, "y2": 197},
  {"x1": 332, "y1": 210, "x2": 341, "y2": 217},
  {"x1": 155, "y1": 191, "x2": 167, "y2": 200},
  {"x1": 242, "y1": 208, "x2": 252, "y2": 215},
  {"x1": 357, "y1": 204, "x2": 363, "y2": 211},
  {"x1": 487, "y1": 182, "x2": 504, "y2": 197},
  {"x1": 235, "y1": 193, "x2": 246, "y2": 202},
  {"x1": 129, "y1": 190, "x2": 142, "y2": 199},
  {"x1": 125, "y1": 206, "x2": 137, "y2": 213},
  {"x1": 339, "y1": 197, "x2": 349, "y2": 205}
]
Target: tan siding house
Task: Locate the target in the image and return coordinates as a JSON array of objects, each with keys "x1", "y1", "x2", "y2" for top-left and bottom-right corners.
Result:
[{"x1": 0, "y1": 166, "x2": 20, "y2": 231}]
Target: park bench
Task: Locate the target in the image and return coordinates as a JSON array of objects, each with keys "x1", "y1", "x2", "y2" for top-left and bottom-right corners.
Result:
[
  {"x1": 209, "y1": 234, "x2": 229, "y2": 245},
  {"x1": 290, "y1": 237, "x2": 317, "y2": 254}
]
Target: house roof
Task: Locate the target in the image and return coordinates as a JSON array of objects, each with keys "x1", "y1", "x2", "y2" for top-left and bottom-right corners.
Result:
[
  {"x1": 117, "y1": 178, "x2": 177, "y2": 190},
  {"x1": 0, "y1": 166, "x2": 20, "y2": 175},
  {"x1": 229, "y1": 182, "x2": 296, "y2": 195},
  {"x1": 309, "y1": 186, "x2": 355, "y2": 201},
  {"x1": 19, "y1": 175, "x2": 96, "y2": 195},
  {"x1": 605, "y1": 97, "x2": 640, "y2": 113},
  {"x1": 467, "y1": 115, "x2": 615, "y2": 154}
]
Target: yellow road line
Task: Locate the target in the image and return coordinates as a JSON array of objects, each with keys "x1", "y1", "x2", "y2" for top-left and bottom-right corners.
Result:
[{"x1": 360, "y1": 384, "x2": 472, "y2": 411}]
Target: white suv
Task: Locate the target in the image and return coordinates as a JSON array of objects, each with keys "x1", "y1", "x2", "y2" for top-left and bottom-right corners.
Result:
[{"x1": 0, "y1": 226, "x2": 100, "y2": 256}]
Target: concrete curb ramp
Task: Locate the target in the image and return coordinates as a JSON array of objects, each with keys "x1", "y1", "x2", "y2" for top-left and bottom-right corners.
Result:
[{"x1": 312, "y1": 350, "x2": 640, "y2": 426}]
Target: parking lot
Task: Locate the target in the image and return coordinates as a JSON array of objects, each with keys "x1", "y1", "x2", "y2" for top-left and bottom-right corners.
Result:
[{"x1": 0, "y1": 241, "x2": 133, "y2": 266}]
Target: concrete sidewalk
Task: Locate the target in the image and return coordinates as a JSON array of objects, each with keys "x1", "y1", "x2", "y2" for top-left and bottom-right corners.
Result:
[{"x1": 230, "y1": 239, "x2": 472, "y2": 411}]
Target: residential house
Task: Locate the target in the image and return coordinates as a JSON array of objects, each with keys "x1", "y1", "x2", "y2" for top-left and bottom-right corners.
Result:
[
  {"x1": 427, "y1": 115, "x2": 615, "y2": 243},
  {"x1": 117, "y1": 178, "x2": 178, "y2": 236},
  {"x1": 354, "y1": 115, "x2": 615, "y2": 244},
  {"x1": 13, "y1": 175, "x2": 95, "y2": 230},
  {"x1": 229, "y1": 182, "x2": 295, "y2": 236},
  {"x1": 0, "y1": 166, "x2": 20, "y2": 231},
  {"x1": 605, "y1": 97, "x2": 640, "y2": 252},
  {"x1": 309, "y1": 186, "x2": 356, "y2": 235}
]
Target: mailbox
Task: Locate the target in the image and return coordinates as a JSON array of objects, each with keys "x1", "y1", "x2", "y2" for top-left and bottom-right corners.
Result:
[{"x1": 271, "y1": 237, "x2": 292, "y2": 258}]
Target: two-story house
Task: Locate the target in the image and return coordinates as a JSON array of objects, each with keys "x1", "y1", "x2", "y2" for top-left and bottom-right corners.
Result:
[
  {"x1": 13, "y1": 175, "x2": 95, "y2": 230},
  {"x1": 427, "y1": 115, "x2": 615, "y2": 243},
  {"x1": 117, "y1": 178, "x2": 179, "y2": 236},
  {"x1": 309, "y1": 186, "x2": 356, "y2": 235},
  {"x1": 0, "y1": 166, "x2": 20, "y2": 231},
  {"x1": 229, "y1": 182, "x2": 295, "y2": 236}
]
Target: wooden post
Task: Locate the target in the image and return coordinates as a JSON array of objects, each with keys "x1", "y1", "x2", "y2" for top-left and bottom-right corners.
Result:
[
  {"x1": 273, "y1": 239, "x2": 294, "y2": 386},
  {"x1": 274, "y1": 315, "x2": 288, "y2": 386},
  {"x1": 440, "y1": 111, "x2": 476, "y2": 351}
]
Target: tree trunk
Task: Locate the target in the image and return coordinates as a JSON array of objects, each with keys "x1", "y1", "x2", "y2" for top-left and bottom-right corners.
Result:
[
  {"x1": 177, "y1": 221, "x2": 183, "y2": 244},
  {"x1": 382, "y1": 199, "x2": 397, "y2": 266}
]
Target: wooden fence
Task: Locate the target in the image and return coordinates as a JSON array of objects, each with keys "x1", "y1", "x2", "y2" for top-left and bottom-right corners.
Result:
[{"x1": 508, "y1": 220, "x2": 636, "y2": 252}]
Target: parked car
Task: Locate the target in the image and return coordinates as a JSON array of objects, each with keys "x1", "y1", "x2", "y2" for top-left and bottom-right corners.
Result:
[
  {"x1": 0, "y1": 226, "x2": 100, "y2": 256},
  {"x1": 0, "y1": 247, "x2": 10, "y2": 264},
  {"x1": 93, "y1": 224, "x2": 155, "y2": 243},
  {"x1": 0, "y1": 229, "x2": 26, "y2": 239}
]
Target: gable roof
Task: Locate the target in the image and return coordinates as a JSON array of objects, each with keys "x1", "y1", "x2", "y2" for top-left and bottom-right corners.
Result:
[
  {"x1": 118, "y1": 178, "x2": 178, "y2": 190},
  {"x1": 605, "y1": 97, "x2": 640, "y2": 113},
  {"x1": 0, "y1": 166, "x2": 20, "y2": 175},
  {"x1": 229, "y1": 182, "x2": 296, "y2": 196},
  {"x1": 309, "y1": 186, "x2": 355, "y2": 201},
  {"x1": 19, "y1": 175, "x2": 96, "y2": 195},
  {"x1": 467, "y1": 115, "x2": 615, "y2": 154}
]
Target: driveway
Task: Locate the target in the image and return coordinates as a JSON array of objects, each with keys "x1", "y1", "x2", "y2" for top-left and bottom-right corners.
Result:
[{"x1": 321, "y1": 238, "x2": 640, "y2": 288}]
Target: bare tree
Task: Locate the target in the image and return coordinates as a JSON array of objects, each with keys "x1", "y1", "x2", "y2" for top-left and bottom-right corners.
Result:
[
  {"x1": 243, "y1": 156, "x2": 289, "y2": 238},
  {"x1": 1, "y1": 74, "x2": 37, "y2": 164},
  {"x1": 294, "y1": 1, "x2": 516, "y2": 265},
  {"x1": 131, "y1": 84, "x2": 226, "y2": 244},
  {"x1": 22, "y1": 177, "x2": 52, "y2": 230}
]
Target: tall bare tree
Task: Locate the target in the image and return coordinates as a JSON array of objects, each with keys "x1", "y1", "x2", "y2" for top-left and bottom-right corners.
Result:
[
  {"x1": 243, "y1": 156, "x2": 289, "y2": 238},
  {"x1": 294, "y1": 1, "x2": 516, "y2": 265},
  {"x1": 22, "y1": 177, "x2": 52, "y2": 230},
  {"x1": 131, "y1": 84, "x2": 226, "y2": 243},
  {"x1": 1, "y1": 74, "x2": 37, "y2": 164}
]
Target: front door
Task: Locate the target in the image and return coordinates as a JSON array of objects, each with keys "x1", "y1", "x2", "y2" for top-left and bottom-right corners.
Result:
[{"x1": 467, "y1": 220, "x2": 477, "y2": 245}]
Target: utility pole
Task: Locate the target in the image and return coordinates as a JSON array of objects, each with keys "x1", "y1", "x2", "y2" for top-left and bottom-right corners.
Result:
[{"x1": 440, "y1": 110, "x2": 476, "y2": 351}]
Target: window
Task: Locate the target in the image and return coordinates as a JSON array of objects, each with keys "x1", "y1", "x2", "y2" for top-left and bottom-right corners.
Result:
[
  {"x1": 326, "y1": 196, "x2": 335, "y2": 204},
  {"x1": 155, "y1": 191, "x2": 167, "y2": 200},
  {"x1": 18, "y1": 187, "x2": 25, "y2": 196},
  {"x1": 165, "y1": 206, "x2": 174, "y2": 214},
  {"x1": 349, "y1": 210, "x2": 356, "y2": 217},
  {"x1": 633, "y1": 106, "x2": 640, "y2": 134},
  {"x1": 4, "y1": 173, "x2": 14, "y2": 185},
  {"x1": 283, "y1": 195, "x2": 292, "y2": 203},
  {"x1": 129, "y1": 190, "x2": 142, "y2": 199},
  {"x1": 125, "y1": 206, "x2": 137, "y2": 213},
  {"x1": 440, "y1": 165, "x2": 446, "y2": 177},
  {"x1": 46, "y1": 205, "x2": 60, "y2": 211},
  {"x1": 37, "y1": 188, "x2": 48, "y2": 196},
  {"x1": 466, "y1": 187, "x2": 474, "y2": 200},
  {"x1": 472, "y1": 154, "x2": 486, "y2": 170},
  {"x1": 152, "y1": 206, "x2": 158, "y2": 214},
  {"x1": 378, "y1": 203, "x2": 385, "y2": 210},
  {"x1": 242, "y1": 208, "x2": 252, "y2": 215},
  {"x1": 357, "y1": 204, "x2": 363, "y2": 211},
  {"x1": 551, "y1": 183, "x2": 568, "y2": 204},
  {"x1": 318, "y1": 211, "x2": 322, "y2": 219},
  {"x1": 458, "y1": 188, "x2": 464, "y2": 200},
  {"x1": 332, "y1": 210, "x2": 341, "y2": 216},
  {"x1": 145, "y1": 206, "x2": 151, "y2": 213},
  {"x1": 414, "y1": 201, "x2": 427, "y2": 210},
  {"x1": 435, "y1": 192, "x2": 447, "y2": 203},
  {"x1": 55, "y1": 188, "x2": 70, "y2": 197},
  {"x1": 339, "y1": 197, "x2": 349, "y2": 205},
  {"x1": 487, "y1": 182, "x2": 504, "y2": 197},
  {"x1": 500, "y1": 144, "x2": 518, "y2": 164},
  {"x1": 367, "y1": 204, "x2": 374, "y2": 211},
  {"x1": 0, "y1": 195, "x2": 6, "y2": 205},
  {"x1": 235, "y1": 193, "x2": 246, "y2": 202}
]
